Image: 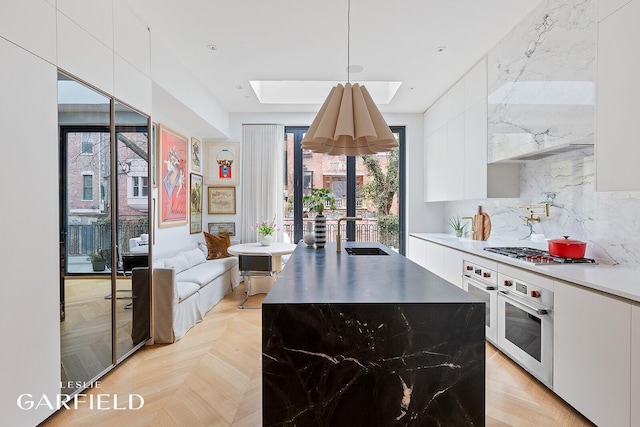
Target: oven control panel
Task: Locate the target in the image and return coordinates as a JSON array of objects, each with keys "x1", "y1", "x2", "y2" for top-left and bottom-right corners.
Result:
[
  {"x1": 498, "y1": 273, "x2": 554, "y2": 308},
  {"x1": 463, "y1": 260, "x2": 497, "y2": 286}
]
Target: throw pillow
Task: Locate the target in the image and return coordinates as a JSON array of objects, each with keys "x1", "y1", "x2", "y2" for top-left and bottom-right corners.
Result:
[
  {"x1": 183, "y1": 248, "x2": 206, "y2": 268},
  {"x1": 163, "y1": 253, "x2": 190, "y2": 274},
  {"x1": 203, "y1": 231, "x2": 232, "y2": 260}
]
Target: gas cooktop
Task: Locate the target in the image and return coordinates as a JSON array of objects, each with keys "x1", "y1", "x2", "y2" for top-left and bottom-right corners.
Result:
[{"x1": 483, "y1": 247, "x2": 597, "y2": 265}]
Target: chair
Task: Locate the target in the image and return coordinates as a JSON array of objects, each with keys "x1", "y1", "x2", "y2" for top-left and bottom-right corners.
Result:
[{"x1": 238, "y1": 254, "x2": 275, "y2": 309}]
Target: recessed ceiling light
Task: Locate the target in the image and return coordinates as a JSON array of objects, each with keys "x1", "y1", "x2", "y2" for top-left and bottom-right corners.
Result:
[
  {"x1": 235, "y1": 85, "x2": 243, "y2": 90},
  {"x1": 435, "y1": 46, "x2": 447, "y2": 53},
  {"x1": 206, "y1": 44, "x2": 217, "y2": 51}
]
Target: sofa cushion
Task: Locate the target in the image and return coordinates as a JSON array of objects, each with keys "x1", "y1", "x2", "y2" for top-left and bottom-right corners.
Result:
[
  {"x1": 176, "y1": 281, "x2": 200, "y2": 302},
  {"x1": 203, "y1": 231, "x2": 232, "y2": 260},
  {"x1": 164, "y1": 253, "x2": 190, "y2": 274},
  {"x1": 176, "y1": 257, "x2": 236, "y2": 287},
  {"x1": 184, "y1": 248, "x2": 206, "y2": 268}
]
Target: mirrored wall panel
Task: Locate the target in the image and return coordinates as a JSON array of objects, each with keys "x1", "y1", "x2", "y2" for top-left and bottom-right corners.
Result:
[{"x1": 58, "y1": 73, "x2": 150, "y2": 396}]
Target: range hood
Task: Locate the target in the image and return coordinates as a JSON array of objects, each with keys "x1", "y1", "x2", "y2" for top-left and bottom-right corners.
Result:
[{"x1": 489, "y1": 141, "x2": 594, "y2": 163}]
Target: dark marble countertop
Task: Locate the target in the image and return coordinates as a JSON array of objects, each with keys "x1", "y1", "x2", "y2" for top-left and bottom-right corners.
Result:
[{"x1": 263, "y1": 241, "x2": 479, "y2": 304}]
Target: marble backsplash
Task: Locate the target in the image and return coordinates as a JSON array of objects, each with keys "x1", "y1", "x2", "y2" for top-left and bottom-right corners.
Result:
[{"x1": 444, "y1": 147, "x2": 640, "y2": 268}]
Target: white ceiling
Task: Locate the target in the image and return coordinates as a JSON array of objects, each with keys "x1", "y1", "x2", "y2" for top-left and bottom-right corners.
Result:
[{"x1": 124, "y1": 0, "x2": 542, "y2": 115}]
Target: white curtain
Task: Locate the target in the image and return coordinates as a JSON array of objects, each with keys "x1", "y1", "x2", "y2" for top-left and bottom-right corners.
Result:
[{"x1": 240, "y1": 124, "x2": 285, "y2": 244}]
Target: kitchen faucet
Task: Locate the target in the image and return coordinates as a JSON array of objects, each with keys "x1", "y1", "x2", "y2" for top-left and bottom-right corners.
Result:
[
  {"x1": 522, "y1": 203, "x2": 550, "y2": 225},
  {"x1": 336, "y1": 217, "x2": 363, "y2": 252}
]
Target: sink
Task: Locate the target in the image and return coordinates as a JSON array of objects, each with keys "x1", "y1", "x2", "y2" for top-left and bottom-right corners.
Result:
[{"x1": 344, "y1": 247, "x2": 390, "y2": 256}]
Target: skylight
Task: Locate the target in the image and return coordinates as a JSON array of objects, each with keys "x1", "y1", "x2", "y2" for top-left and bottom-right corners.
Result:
[{"x1": 249, "y1": 80, "x2": 402, "y2": 105}]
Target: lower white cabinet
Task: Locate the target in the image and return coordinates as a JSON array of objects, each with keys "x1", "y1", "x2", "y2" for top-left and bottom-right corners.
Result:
[
  {"x1": 632, "y1": 304, "x2": 640, "y2": 426},
  {"x1": 407, "y1": 237, "x2": 462, "y2": 288},
  {"x1": 554, "y1": 280, "x2": 631, "y2": 427},
  {"x1": 407, "y1": 235, "x2": 429, "y2": 270}
]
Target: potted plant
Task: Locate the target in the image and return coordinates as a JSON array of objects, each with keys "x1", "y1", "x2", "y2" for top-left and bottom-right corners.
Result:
[
  {"x1": 250, "y1": 219, "x2": 280, "y2": 246},
  {"x1": 302, "y1": 188, "x2": 336, "y2": 215},
  {"x1": 448, "y1": 216, "x2": 467, "y2": 238},
  {"x1": 88, "y1": 250, "x2": 108, "y2": 272}
]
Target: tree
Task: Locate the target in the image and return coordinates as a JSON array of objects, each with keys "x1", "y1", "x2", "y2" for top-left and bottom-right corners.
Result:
[{"x1": 360, "y1": 147, "x2": 399, "y2": 216}]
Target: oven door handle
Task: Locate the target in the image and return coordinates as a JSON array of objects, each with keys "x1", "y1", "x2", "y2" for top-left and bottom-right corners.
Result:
[
  {"x1": 499, "y1": 290, "x2": 551, "y2": 315},
  {"x1": 464, "y1": 276, "x2": 496, "y2": 291}
]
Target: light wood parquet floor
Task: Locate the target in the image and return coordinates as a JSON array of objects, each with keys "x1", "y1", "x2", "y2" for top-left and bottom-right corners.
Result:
[{"x1": 43, "y1": 284, "x2": 595, "y2": 427}]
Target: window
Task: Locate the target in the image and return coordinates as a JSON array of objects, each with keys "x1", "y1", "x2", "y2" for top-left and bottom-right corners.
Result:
[
  {"x1": 82, "y1": 174, "x2": 93, "y2": 200},
  {"x1": 132, "y1": 176, "x2": 148, "y2": 197},
  {"x1": 324, "y1": 175, "x2": 363, "y2": 199},
  {"x1": 81, "y1": 134, "x2": 93, "y2": 154}
]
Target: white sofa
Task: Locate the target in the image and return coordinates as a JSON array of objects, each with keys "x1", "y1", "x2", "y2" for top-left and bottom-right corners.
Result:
[{"x1": 153, "y1": 242, "x2": 241, "y2": 343}]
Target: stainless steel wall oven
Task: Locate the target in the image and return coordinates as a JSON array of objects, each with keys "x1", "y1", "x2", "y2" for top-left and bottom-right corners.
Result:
[
  {"x1": 462, "y1": 260, "x2": 498, "y2": 344},
  {"x1": 497, "y1": 272, "x2": 554, "y2": 388},
  {"x1": 463, "y1": 260, "x2": 554, "y2": 389}
]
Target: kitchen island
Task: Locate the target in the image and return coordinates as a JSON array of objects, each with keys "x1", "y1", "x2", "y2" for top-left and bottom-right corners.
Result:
[{"x1": 262, "y1": 242, "x2": 485, "y2": 426}]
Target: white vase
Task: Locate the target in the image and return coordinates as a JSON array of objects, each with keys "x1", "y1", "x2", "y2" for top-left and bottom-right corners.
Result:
[
  {"x1": 303, "y1": 232, "x2": 316, "y2": 247},
  {"x1": 259, "y1": 234, "x2": 273, "y2": 246}
]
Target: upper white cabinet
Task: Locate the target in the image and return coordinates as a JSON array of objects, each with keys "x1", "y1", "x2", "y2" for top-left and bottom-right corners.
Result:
[
  {"x1": 446, "y1": 79, "x2": 465, "y2": 121},
  {"x1": 554, "y1": 280, "x2": 631, "y2": 427},
  {"x1": 424, "y1": 57, "x2": 518, "y2": 202},
  {"x1": 595, "y1": 0, "x2": 640, "y2": 191}
]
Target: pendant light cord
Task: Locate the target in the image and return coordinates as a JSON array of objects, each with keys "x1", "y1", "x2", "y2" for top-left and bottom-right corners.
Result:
[{"x1": 347, "y1": 0, "x2": 351, "y2": 83}]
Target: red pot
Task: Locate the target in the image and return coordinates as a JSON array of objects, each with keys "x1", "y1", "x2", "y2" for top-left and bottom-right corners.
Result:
[{"x1": 548, "y1": 236, "x2": 587, "y2": 259}]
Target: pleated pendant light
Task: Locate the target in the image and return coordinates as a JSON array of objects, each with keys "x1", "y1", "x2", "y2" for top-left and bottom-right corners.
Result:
[{"x1": 301, "y1": 1, "x2": 398, "y2": 156}]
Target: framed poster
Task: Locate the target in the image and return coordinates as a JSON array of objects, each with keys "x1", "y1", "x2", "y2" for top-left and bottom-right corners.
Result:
[
  {"x1": 190, "y1": 137, "x2": 202, "y2": 173},
  {"x1": 208, "y1": 222, "x2": 236, "y2": 236},
  {"x1": 205, "y1": 142, "x2": 240, "y2": 186},
  {"x1": 158, "y1": 124, "x2": 188, "y2": 228},
  {"x1": 151, "y1": 122, "x2": 158, "y2": 187},
  {"x1": 189, "y1": 173, "x2": 203, "y2": 234},
  {"x1": 208, "y1": 187, "x2": 236, "y2": 214}
]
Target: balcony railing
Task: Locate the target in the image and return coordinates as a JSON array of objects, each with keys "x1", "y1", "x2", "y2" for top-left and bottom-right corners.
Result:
[
  {"x1": 66, "y1": 223, "x2": 148, "y2": 256},
  {"x1": 283, "y1": 219, "x2": 398, "y2": 250}
]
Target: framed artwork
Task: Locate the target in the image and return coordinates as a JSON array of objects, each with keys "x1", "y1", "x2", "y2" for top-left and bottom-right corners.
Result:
[
  {"x1": 208, "y1": 187, "x2": 236, "y2": 214},
  {"x1": 208, "y1": 222, "x2": 236, "y2": 236},
  {"x1": 158, "y1": 124, "x2": 188, "y2": 228},
  {"x1": 190, "y1": 137, "x2": 202, "y2": 173},
  {"x1": 151, "y1": 122, "x2": 158, "y2": 188},
  {"x1": 205, "y1": 142, "x2": 240, "y2": 186},
  {"x1": 189, "y1": 173, "x2": 203, "y2": 234}
]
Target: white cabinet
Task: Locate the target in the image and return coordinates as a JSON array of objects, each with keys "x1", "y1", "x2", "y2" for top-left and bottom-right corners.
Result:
[
  {"x1": 407, "y1": 237, "x2": 462, "y2": 288},
  {"x1": 446, "y1": 115, "x2": 465, "y2": 201},
  {"x1": 554, "y1": 281, "x2": 631, "y2": 427},
  {"x1": 424, "y1": 127, "x2": 448, "y2": 202},
  {"x1": 440, "y1": 246, "x2": 463, "y2": 288},
  {"x1": 632, "y1": 304, "x2": 640, "y2": 426},
  {"x1": 463, "y1": 101, "x2": 487, "y2": 199},
  {"x1": 424, "y1": 57, "x2": 518, "y2": 201},
  {"x1": 407, "y1": 236, "x2": 429, "y2": 270},
  {"x1": 596, "y1": 0, "x2": 640, "y2": 191}
]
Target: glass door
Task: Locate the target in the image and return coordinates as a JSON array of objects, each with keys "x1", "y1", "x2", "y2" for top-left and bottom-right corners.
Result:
[{"x1": 284, "y1": 127, "x2": 404, "y2": 253}]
